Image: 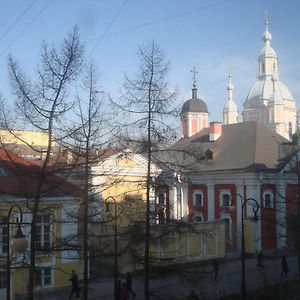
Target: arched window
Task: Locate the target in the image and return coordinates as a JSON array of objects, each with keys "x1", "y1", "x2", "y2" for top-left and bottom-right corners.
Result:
[
  {"x1": 193, "y1": 190, "x2": 203, "y2": 207},
  {"x1": 289, "y1": 122, "x2": 293, "y2": 139},
  {"x1": 219, "y1": 190, "x2": 232, "y2": 207},
  {"x1": 263, "y1": 189, "x2": 273, "y2": 208}
]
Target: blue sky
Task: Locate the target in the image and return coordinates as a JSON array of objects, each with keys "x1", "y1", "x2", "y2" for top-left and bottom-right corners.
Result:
[{"x1": 0, "y1": 0, "x2": 299, "y2": 124}]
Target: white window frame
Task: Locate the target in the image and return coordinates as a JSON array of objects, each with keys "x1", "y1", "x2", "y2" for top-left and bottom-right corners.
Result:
[
  {"x1": 193, "y1": 213, "x2": 203, "y2": 223},
  {"x1": 193, "y1": 190, "x2": 203, "y2": 207},
  {"x1": 35, "y1": 214, "x2": 52, "y2": 250},
  {"x1": 0, "y1": 217, "x2": 8, "y2": 256},
  {"x1": 263, "y1": 190, "x2": 273, "y2": 208},
  {"x1": 34, "y1": 266, "x2": 53, "y2": 288},
  {"x1": 220, "y1": 190, "x2": 231, "y2": 207}
]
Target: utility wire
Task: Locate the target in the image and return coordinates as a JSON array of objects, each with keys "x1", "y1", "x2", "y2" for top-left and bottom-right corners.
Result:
[
  {"x1": 88, "y1": 0, "x2": 130, "y2": 58},
  {"x1": 0, "y1": 0, "x2": 235, "y2": 67},
  {"x1": 0, "y1": 0, "x2": 52, "y2": 60},
  {"x1": 87, "y1": 0, "x2": 235, "y2": 43},
  {"x1": 0, "y1": 0, "x2": 38, "y2": 43}
]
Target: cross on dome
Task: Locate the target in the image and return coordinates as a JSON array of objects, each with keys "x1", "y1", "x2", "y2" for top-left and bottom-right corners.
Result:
[{"x1": 191, "y1": 66, "x2": 198, "y2": 88}]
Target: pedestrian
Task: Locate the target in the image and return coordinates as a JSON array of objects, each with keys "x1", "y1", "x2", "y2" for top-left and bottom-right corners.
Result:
[
  {"x1": 213, "y1": 260, "x2": 219, "y2": 281},
  {"x1": 69, "y1": 270, "x2": 80, "y2": 299},
  {"x1": 280, "y1": 256, "x2": 289, "y2": 277},
  {"x1": 186, "y1": 290, "x2": 199, "y2": 300},
  {"x1": 117, "y1": 280, "x2": 122, "y2": 300},
  {"x1": 257, "y1": 250, "x2": 264, "y2": 268},
  {"x1": 125, "y1": 271, "x2": 136, "y2": 298},
  {"x1": 120, "y1": 282, "x2": 129, "y2": 300}
]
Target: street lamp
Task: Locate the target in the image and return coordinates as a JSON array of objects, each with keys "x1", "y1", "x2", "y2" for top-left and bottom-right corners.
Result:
[
  {"x1": 6, "y1": 204, "x2": 27, "y2": 300},
  {"x1": 105, "y1": 196, "x2": 118, "y2": 300},
  {"x1": 237, "y1": 194, "x2": 259, "y2": 300}
]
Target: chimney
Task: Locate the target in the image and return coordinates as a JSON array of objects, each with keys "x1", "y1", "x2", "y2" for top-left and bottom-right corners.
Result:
[{"x1": 209, "y1": 122, "x2": 222, "y2": 142}]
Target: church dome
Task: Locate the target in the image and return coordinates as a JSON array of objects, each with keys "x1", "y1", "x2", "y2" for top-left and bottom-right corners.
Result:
[
  {"x1": 246, "y1": 77, "x2": 294, "y2": 103},
  {"x1": 223, "y1": 99, "x2": 237, "y2": 111},
  {"x1": 181, "y1": 97, "x2": 208, "y2": 114}
]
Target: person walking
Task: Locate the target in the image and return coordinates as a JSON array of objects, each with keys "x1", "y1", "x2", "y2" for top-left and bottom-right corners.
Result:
[
  {"x1": 186, "y1": 290, "x2": 199, "y2": 300},
  {"x1": 280, "y1": 256, "x2": 289, "y2": 277},
  {"x1": 69, "y1": 270, "x2": 80, "y2": 298},
  {"x1": 257, "y1": 250, "x2": 264, "y2": 269},
  {"x1": 213, "y1": 260, "x2": 219, "y2": 281},
  {"x1": 120, "y1": 282, "x2": 129, "y2": 300},
  {"x1": 125, "y1": 271, "x2": 136, "y2": 298}
]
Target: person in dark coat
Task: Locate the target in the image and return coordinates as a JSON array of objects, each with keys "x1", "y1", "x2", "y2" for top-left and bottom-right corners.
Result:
[
  {"x1": 257, "y1": 250, "x2": 264, "y2": 269},
  {"x1": 69, "y1": 270, "x2": 80, "y2": 298},
  {"x1": 186, "y1": 290, "x2": 199, "y2": 300},
  {"x1": 280, "y1": 256, "x2": 289, "y2": 277},
  {"x1": 120, "y1": 282, "x2": 129, "y2": 300},
  {"x1": 117, "y1": 280, "x2": 122, "y2": 300},
  {"x1": 213, "y1": 260, "x2": 219, "y2": 281},
  {"x1": 125, "y1": 272, "x2": 136, "y2": 298}
]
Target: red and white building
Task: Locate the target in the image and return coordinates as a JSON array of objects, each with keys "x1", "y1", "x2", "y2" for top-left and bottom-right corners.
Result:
[{"x1": 155, "y1": 19, "x2": 299, "y2": 253}]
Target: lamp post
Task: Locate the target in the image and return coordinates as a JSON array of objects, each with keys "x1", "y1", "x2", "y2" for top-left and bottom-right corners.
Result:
[
  {"x1": 6, "y1": 204, "x2": 27, "y2": 300},
  {"x1": 105, "y1": 196, "x2": 118, "y2": 300},
  {"x1": 238, "y1": 194, "x2": 259, "y2": 300}
]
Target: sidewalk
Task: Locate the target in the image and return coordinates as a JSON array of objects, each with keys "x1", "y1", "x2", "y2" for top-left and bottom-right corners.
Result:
[{"x1": 38, "y1": 255, "x2": 299, "y2": 299}]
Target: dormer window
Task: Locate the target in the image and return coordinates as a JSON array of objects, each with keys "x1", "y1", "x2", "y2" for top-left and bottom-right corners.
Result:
[
  {"x1": 193, "y1": 190, "x2": 203, "y2": 207},
  {"x1": 0, "y1": 165, "x2": 6, "y2": 176},
  {"x1": 205, "y1": 149, "x2": 213, "y2": 159},
  {"x1": 263, "y1": 190, "x2": 273, "y2": 208}
]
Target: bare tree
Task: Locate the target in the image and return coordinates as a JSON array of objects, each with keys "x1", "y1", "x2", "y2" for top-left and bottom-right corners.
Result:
[
  {"x1": 69, "y1": 61, "x2": 114, "y2": 299},
  {"x1": 113, "y1": 40, "x2": 178, "y2": 300},
  {"x1": 6, "y1": 26, "x2": 84, "y2": 300}
]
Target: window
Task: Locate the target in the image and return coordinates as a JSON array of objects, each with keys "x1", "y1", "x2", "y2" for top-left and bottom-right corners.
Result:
[
  {"x1": 205, "y1": 149, "x2": 213, "y2": 159},
  {"x1": 0, "y1": 271, "x2": 6, "y2": 288},
  {"x1": 36, "y1": 214, "x2": 51, "y2": 250},
  {"x1": 222, "y1": 218, "x2": 231, "y2": 240},
  {"x1": 221, "y1": 193, "x2": 231, "y2": 207},
  {"x1": 34, "y1": 267, "x2": 52, "y2": 287},
  {"x1": 0, "y1": 165, "x2": 6, "y2": 176},
  {"x1": 194, "y1": 215, "x2": 202, "y2": 223},
  {"x1": 0, "y1": 216, "x2": 8, "y2": 255},
  {"x1": 193, "y1": 191, "x2": 203, "y2": 207},
  {"x1": 289, "y1": 122, "x2": 293, "y2": 139},
  {"x1": 263, "y1": 191, "x2": 273, "y2": 208}
]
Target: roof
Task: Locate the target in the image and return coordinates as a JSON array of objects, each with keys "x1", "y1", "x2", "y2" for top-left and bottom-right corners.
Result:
[
  {"x1": 156, "y1": 121, "x2": 291, "y2": 173},
  {"x1": 0, "y1": 148, "x2": 80, "y2": 198},
  {"x1": 246, "y1": 77, "x2": 294, "y2": 103},
  {"x1": 181, "y1": 88, "x2": 208, "y2": 114},
  {"x1": 181, "y1": 98, "x2": 208, "y2": 114}
]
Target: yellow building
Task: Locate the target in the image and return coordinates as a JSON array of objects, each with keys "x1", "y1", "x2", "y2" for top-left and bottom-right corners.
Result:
[
  {"x1": 0, "y1": 148, "x2": 82, "y2": 299},
  {"x1": 89, "y1": 148, "x2": 225, "y2": 276}
]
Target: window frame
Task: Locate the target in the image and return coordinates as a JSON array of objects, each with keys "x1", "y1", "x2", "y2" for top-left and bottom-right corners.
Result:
[
  {"x1": 34, "y1": 267, "x2": 53, "y2": 288},
  {"x1": 219, "y1": 190, "x2": 231, "y2": 207},
  {"x1": 35, "y1": 214, "x2": 52, "y2": 250},
  {"x1": 263, "y1": 190, "x2": 273, "y2": 208},
  {"x1": 193, "y1": 190, "x2": 203, "y2": 207}
]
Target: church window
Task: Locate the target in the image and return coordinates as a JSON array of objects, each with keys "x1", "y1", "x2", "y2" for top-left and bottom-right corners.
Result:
[
  {"x1": 263, "y1": 190, "x2": 273, "y2": 208},
  {"x1": 193, "y1": 214, "x2": 203, "y2": 223},
  {"x1": 219, "y1": 190, "x2": 232, "y2": 207},
  {"x1": 289, "y1": 122, "x2": 293, "y2": 139},
  {"x1": 193, "y1": 190, "x2": 203, "y2": 207},
  {"x1": 261, "y1": 62, "x2": 265, "y2": 74}
]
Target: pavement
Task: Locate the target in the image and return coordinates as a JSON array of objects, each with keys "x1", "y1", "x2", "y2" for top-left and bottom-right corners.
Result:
[{"x1": 34, "y1": 255, "x2": 299, "y2": 300}]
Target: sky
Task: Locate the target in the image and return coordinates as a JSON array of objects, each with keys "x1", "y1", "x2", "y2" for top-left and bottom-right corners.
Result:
[{"x1": 0, "y1": 0, "x2": 299, "y2": 124}]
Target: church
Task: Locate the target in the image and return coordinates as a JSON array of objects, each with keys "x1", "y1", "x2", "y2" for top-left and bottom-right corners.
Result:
[
  {"x1": 181, "y1": 18, "x2": 297, "y2": 140},
  {"x1": 156, "y1": 18, "x2": 299, "y2": 253}
]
